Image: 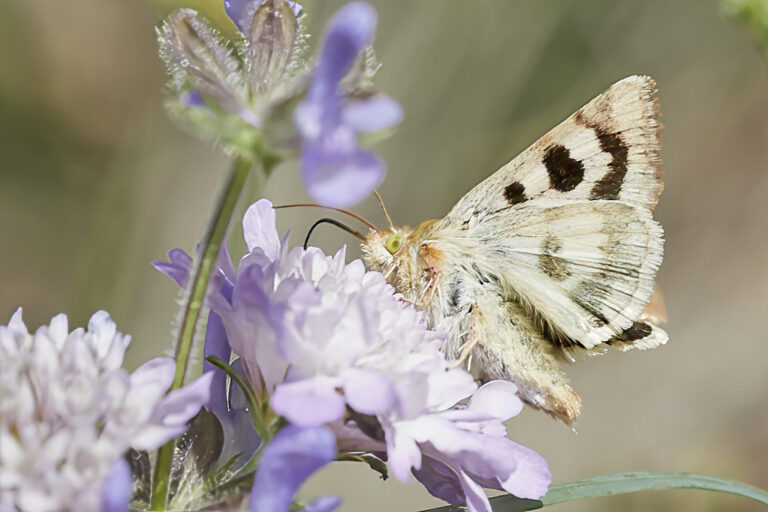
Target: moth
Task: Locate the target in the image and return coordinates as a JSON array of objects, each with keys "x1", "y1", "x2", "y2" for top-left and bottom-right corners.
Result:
[{"x1": 360, "y1": 76, "x2": 667, "y2": 426}]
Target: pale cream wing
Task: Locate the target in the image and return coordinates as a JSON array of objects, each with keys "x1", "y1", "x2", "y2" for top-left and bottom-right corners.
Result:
[
  {"x1": 461, "y1": 199, "x2": 667, "y2": 349},
  {"x1": 444, "y1": 75, "x2": 662, "y2": 225}
]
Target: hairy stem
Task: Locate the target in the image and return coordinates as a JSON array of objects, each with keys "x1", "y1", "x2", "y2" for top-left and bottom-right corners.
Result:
[{"x1": 150, "y1": 156, "x2": 252, "y2": 510}]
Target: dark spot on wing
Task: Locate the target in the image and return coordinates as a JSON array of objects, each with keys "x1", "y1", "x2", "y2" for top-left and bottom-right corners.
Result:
[
  {"x1": 612, "y1": 321, "x2": 653, "y2": 343},
  {"x1": 543, "y1": 144, "x2": 585, "y2": 192},
  {"x1": 539, "y1": 235, "x2": 570, "y2": 281},
  {"x1": 590, "y1": 127, "x2": 629, "y2": 200},
  {"x1": 503, "y1": 181, "x2": 527, "y2": 205}
]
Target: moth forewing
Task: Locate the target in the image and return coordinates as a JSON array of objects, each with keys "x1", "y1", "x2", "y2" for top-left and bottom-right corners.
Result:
[{"x1": 361, "y1": 75, "x2": 667, "y2": 425}]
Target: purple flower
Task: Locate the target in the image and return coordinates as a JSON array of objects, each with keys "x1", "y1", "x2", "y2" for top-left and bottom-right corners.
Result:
[
  {"x1": 294, "y1": 2, "x2": 403, "y2": 208},
  {"x1": 249, "y1": 425, "x2": 339, "y2": 512},
  {"x1": 0, "y1": 310, "x2": 212, "y2": 512},
  {"x1": 154, "y1": 199, "x2": 550, "y2": 511}
]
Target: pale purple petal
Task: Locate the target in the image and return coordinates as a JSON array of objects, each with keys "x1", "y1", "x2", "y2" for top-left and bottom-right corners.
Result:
[
  {"x1": 385, "y1": 426, "x2": 422, "y2": 482},
  {"x1": 100, "y1": 459, "x2": 131, "y2": 512},
  {"x1": 226, "y1": 0, "x2": 302, "y2": 33},
  {"x1": 130, "y1": 372, "x2": 213, "y2": 450},
  {"x1": 224, "y1": 0, "x2": 251, "y2": 31},
  {"x1": 457, "y1": 468, "x2": 492, "y2": 512},
  {"x1": 130, "y1": 357, "x2": 175, "y2": 391},
  {"x1": 412, "y1": 457, "x2": 464, "y2": 505},
  {"x1": 204, "y1": 310, "x2": 231, "y2": 418},
  {"x1": 249, "y1": 426, "x2": 337, "y2": 512},
  {"x1": 468, "y1": 381, "x2": 523, "y2": 421},
  {"x1": 342, "y1": 95, "x2": 403, "y2": 132},
  {"x1": 311, "y1": 2, "x2": 377, "y2": 100},
  {"x1": 301, "y1": 145, "x2": 384, "y2": 208},
  {"x1": 497, "y1": 443, "x2": 551, "y2": 500},
  {"x1": 243, "y1": 199, "x2": 281, "y2": 258},
  {"x1": 158, "y1": 371, "x2": 214, "y2": 424},
  {"x1": 342, "y1": 368, "x2": 397, "y2": 416},
  {"x1": 303, "y1": 495, "x2": 341, "y2": 512},
  {"x1": 271, "y1": 378, "x2": 346, "y2": 427},
  {"x1": 152, "y1": 248, "x2": 192, "y2": 287}
]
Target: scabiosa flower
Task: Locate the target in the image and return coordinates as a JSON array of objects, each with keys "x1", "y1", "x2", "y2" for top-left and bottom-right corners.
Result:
[
  {"x1": 293, "y1": 2, "x2": 402, "y2": 207},
  {"x1": 155, "y1": 199, "x2": 550, "y2": 511},
  {"x1": 0, "y1": 310, "x2": 213, "y2": 512}
]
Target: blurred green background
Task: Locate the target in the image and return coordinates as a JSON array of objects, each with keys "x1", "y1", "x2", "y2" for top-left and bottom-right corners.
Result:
[{"x1": 1, "y1": 0, "x2": 767, "y2": 510}]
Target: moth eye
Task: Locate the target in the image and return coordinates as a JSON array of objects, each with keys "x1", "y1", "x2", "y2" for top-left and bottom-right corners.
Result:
[{"x1": 384, "y1": 233, "x2": 404, "y2": 254}]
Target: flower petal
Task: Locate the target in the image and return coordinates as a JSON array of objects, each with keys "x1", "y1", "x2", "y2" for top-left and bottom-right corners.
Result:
[
  {"x1": 412, "y1": 457, "x2": 465, "y2": 505},
  {"x1": 152, "y1": 248, "x2": 192, "y2": 288},
  {"x1": 271, "y1": 378, "x2": 346, "y2": 427},
  {"x1": 342, "y1": 95, "x2": 403, "y2": 132},
  {"x1": 243, "y1": 199, "x2": 281, "y2": 259},
  {"x1": 457, "y1": 468, "x2": 492, "y2": 512},
  {"x1": 468, "y1": 381, "x2": 523, "y2": 421},
  {"x1": 129, "y1": 372, "x2": 213, "y2": 450},
  {"x1": 224, "y1": 0, "x2": 252, "y2": 32},
  {"x1": 497, "y1": 442, "x2": 551, "y2": 500},
  {"x1": 303, "y1": 495, "x2": 342, "y2": 512},
  {"x1": 342, "y1": 368, "x2": 397, "y2": 416},
  {"x1": 301, "y1": 145, "x2": 384, "y2": 208},
  {"x1": 249, "y1": 425, "x2": 337, "y2": 512},
  {"x1": 100, "y1": 459, "x2": 131, "y2": 512},
  {"x1": 203, "y1": 310, "x2": 231, "y2": 418},
  {"x1": 311, "y1": 2, "x2": 377, "y2": 99}
]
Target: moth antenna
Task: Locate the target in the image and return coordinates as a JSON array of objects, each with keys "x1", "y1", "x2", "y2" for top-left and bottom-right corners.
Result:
[
  {"x1": 274, "y1": 203, "x2": 377, "y2": 231},
  {"x1": 304, "y1": 218, "x2": 366, "y2": 250},
  {"x1": 374, "y1": 189, "x2": 394, "y2": 228}
]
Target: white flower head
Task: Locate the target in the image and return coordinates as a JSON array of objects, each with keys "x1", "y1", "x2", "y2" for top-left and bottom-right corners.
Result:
[{"x1": 0, "y1": 310, "x2": 212, "y2": 512}]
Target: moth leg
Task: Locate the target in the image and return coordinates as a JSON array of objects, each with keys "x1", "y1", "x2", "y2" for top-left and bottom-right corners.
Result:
[
  {"x1": 470, "y1": 294, "x2": 582, "y2": 426},
  {"x1": 450, "y1": 303, "x2": 483, "y2": 369},
  {"x1": 416, "y1": 268, "x2": 441, "y2": 309}
]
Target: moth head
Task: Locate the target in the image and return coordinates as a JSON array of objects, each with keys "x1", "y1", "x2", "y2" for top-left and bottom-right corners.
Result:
[{"x1": 361, "y1": 227, "x2": 413, "y2": 276}]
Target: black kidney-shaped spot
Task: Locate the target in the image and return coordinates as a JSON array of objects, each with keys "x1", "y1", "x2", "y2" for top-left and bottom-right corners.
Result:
[{"x1": 543, "y1": 144, "x2": 585, "y2": 192}]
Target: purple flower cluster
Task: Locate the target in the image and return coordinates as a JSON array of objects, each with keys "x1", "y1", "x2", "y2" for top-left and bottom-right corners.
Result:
[
  {"x1": 156, "y1": 199, "x2": 550, "y2": 511},
  {"x1": 0, "y1": 310, "x2": 212, "y2": 512},
  {"x1": 158, "y1": 0, "x2": 401, "y2": 209}
]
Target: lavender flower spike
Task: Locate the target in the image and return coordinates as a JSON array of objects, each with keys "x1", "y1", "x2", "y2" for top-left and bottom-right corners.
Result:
[{"x1": 294, "y1": 2, "x2": 403, "y2": 208}]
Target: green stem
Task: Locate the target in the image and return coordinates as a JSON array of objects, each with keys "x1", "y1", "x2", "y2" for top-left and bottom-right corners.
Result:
[
  {"x1": 421, "y1": 472, "x2": 768, "y2": 511},
  {"x1": 150, "y1": 156, "x2": 252, "y2": 511}
]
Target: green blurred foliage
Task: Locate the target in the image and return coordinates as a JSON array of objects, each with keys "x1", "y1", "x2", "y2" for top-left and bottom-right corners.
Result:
[{"x1": 724, "y1": 0, "x2": 768, "y2": 59}]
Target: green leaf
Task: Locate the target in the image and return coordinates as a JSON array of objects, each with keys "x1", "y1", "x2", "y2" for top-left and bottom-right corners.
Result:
[
  {"x1": 539, "y1": 472, "x2": 768, "y2": 507},
  {"x1": 420, "y1": 472, "x2": 768, "y2": 511}
]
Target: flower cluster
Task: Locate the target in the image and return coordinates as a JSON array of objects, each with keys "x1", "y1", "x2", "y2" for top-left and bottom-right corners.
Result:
[
  {"x1": 158, "y1": 0, "x2": 401, "y2": 208},
  {"x1": 0, "y1": 310, "x2": 212, "y2": 512},
  {"x1": 156, "y1": 200, "x2": 550, "y2": 511},
  {"x1": 0, "y1": 2, "x2": 553, "y2": 511}
]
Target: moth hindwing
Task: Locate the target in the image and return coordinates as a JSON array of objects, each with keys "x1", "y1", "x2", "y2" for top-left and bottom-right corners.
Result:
[{"x1": 361, "y1": 75, "x2": 667, "y2": 425}]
